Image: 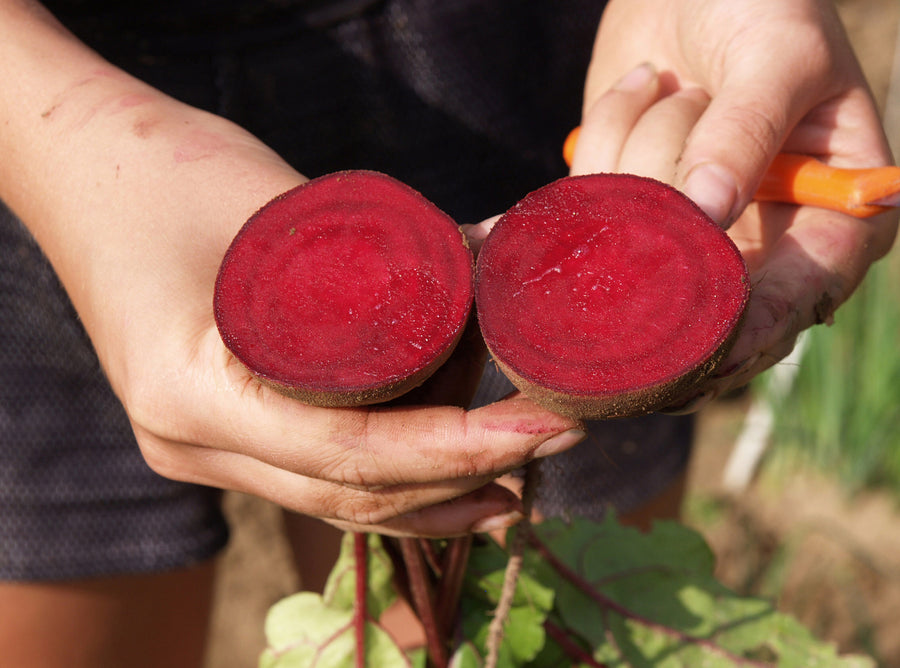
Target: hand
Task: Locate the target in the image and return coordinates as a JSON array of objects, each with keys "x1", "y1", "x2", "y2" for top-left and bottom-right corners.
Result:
[
  {"x1": 571, "y1": 0, "x2": 898, "y2": 409},
  {"x1": 49, "y1": 113, "x2": 583, "y2": 538},
  {"x1": 0, "y1": 3, "x2": 584, "y2": 538}
]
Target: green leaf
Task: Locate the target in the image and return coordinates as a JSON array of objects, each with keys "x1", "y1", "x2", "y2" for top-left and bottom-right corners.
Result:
[
  {"x1": 260, "y1": 592, "x2": 352, "y2": 667},
  {"x1": 458, "y1": 534, "x2": 555, "y2": 667},
  {"x1": 260, "y1": 533, "x2": 414, "y2": 668},
  {"x1": 449, "y1": 641, "x2": 483, "y2": 668},
  {"x1": 322, "y1": 532, "x2": 398, "y2": 620},
  {"x1": 260, "y1": 592, "x2": 413, "y2": 668},
  {"x1": 406, "y1": 647, "x2": 428, "y2": 668},
  {"x1": 262, "y1": 592, "x2": 349, "y2": 655},
  {"x1": 465, "y1": 534, "x2": 555, "y2": 611},
  {"x1": 260, "y1": 520, "x2": 874, "y2": 667},
  {"x1": 502, "y1": 606, "x2": 548, "y2": 663},
  {"x1": 527, "y1": 517, "x2": 874, "y2": 667}
]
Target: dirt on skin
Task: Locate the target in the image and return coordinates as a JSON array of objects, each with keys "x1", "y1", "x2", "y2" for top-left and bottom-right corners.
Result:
[{"x1": 204, "y1": 2, "x2": 900, "y2": 666}]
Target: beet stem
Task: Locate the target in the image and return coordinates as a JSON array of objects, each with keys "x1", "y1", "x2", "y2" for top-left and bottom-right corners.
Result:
[
  {"x1": 398, "y1": 537, "x2": 448, "y2": 668},
  {"x1": 353, "y1": 532, "x2": 368, "y2": 668}
]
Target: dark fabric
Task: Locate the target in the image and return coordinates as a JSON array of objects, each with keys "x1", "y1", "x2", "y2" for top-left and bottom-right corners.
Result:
[
  {"x1": 51, "y1": 0, "x2": 601, "y2": 222},
  {"x1": 0, "y1": 203, "x2": 228, "y2": 580},
  {"x1": 1, "y1": 0, "x2": 692, "y2": 580}
]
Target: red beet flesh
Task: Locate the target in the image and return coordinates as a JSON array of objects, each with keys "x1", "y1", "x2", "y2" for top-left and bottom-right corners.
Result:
[
  {"x1": 475, "y1": 173, "x2": 750, "y2": 419},
  {"x1": 214, "y1": 170, "x2": 474, "y2": 406}
]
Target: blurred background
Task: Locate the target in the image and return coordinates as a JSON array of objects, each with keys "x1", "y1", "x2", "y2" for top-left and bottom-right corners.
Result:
[{"x1": 203, "y1": 2, "x2": 900, "y2": 666}]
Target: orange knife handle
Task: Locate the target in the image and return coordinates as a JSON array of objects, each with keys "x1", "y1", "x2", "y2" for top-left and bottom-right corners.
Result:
[
  {"x1": 562, "y1": 126, "x2": 580, "y2": 168},
  {"x1": 757, "y1": 153, "x2": 899, "y2": 218},
  {"x1": 564, "y1": 125, "x2": 899, "y2": 218}
]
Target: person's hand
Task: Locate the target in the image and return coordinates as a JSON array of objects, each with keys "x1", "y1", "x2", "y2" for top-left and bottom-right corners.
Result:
[
  {"x1": 0, "y1": 1, "x2": 585, "y2": 538},
  {"x1": 571, "y1": 0, "x2": 898, "y2": 409}
]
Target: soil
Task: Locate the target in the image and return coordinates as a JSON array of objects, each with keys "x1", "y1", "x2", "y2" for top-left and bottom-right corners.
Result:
[
  {"x1": 203, "y1": 2, "x2": 900, "y2": 666},
  {"x1": 688, "y1": 395, "x2": 900, "y2": 666}
]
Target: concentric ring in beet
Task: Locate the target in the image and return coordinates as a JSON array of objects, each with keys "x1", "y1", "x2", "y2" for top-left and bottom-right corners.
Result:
[
  {"x1": 475, "y1": 173, "x2": 749, "y2": 419},
  {"x1": 215, "y1": 170, "x2": 474, "y2": 406}
]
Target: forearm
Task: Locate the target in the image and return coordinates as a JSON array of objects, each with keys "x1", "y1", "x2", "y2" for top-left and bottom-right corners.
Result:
[{"x1": 0, "y1": 0, "x2": 304, "y2": 380}]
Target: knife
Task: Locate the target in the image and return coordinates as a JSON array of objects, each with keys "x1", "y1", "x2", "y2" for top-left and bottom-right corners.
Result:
[{"x1": 563, "y1": 127, "x2": 900, "y2": 218}]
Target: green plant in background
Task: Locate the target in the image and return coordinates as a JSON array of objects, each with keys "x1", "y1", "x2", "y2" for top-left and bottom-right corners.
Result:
[{"x1": 762, "y1": 255, "x2": 900, "y2": 494}]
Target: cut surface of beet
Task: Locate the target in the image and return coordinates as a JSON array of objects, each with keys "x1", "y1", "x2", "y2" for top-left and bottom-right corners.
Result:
[
  {"x1": 214, "y1": 170, "x2": 474, "y2": 406},
  {"x1": 475, "y1": 173, "x2": 750, "y2": 419}
]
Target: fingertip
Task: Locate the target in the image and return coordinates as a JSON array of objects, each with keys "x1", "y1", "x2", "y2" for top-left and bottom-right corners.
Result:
[
  {"x1": 461, "y1": 215, "x2": 500, "y2": 254},
  {"x1": 681, "y1": 161, "x2": 739, "y2": 227},
  {"x1": 470, "y1": 509, "x2": 525, "y2": 534},
  {"x1": 471, "y1": 395, "x2": 581, "y2": 434},
  {"x1": 394, "y1": 483, "x2": 524, "y2": 537},
  {"x1": 674, "y1": 82, "x2": 791, "y2": 227},
  {"x1": 611, "y1": 61, "x2": 658, "y2": 93},
  {"x1": 574, "y1": 62, "x2": 662, "y2": 175},
  {"x1": 532, "y1": 428, "x2": 587, "y2": 458}
]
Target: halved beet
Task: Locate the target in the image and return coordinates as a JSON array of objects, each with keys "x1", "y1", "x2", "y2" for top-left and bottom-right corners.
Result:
[
  {"x1": 475, "y1": 173, "x2": 750, "y2": 419},
  {"x1": 214, "y1": 170, "x2": 474, "y2": 407}
]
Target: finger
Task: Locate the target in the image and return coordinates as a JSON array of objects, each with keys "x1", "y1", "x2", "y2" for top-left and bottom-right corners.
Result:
[
  {"x1": 571, "y1": 62, "x2": 661, "y2": 176},
  {"x1": 328, "y1": 483, "x2": 527, "y2": 538},
  {"x1": 675, "y1": 78, "x2": 796, "y2": 227},
  {"x1": 302, "y1": 400, "x2": 586, "y2": 488},
  {"x1": 616, "y1": 86, "x2": 710, "y2": 182},
  {"x1": 659, "y1": 193, "x2": 897, "y2": 412},
  {"x1": 671, "y1": 25, "x2": 882, "y2": 228},
  {"x1": 137, "y1": 434, "x2": 526, "y2": 537},
  {"x1": 712, "y1": 204, "x2": 896, "y2": 397},
  {"x1": 460, "y1": 215, "x2": 500, "y2": 255},
  {"x1": 162, "y1": 354, "x2": 584, "y2": 488}
]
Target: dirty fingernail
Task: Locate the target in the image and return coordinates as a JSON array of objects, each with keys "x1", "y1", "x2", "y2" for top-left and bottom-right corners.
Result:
[
  {"x1": 682, "y1": 162, "x2": 738, "y2": 226},
  {"x1": 614, "y1": 62, "x2": 657, "y2": 92},
  {"x1": 533, "y1": 428, "x2": 587, "y2": 458},
  {"x1": 471, "y1": 510, "x2": 525, "y2": 534}
]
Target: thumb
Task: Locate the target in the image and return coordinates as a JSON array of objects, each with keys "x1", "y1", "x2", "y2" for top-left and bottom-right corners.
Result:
[
  {"x1": 675, "y1": 83, "x2": 789, "y2": 227},
  {"x1": 459, "y1": 215, "x2": 500, "y2": 255}
]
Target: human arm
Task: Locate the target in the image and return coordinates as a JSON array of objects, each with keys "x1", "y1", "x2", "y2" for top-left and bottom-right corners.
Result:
[
  {"x1": 0, "y1": 0, "x2": 584, "y2": 536},
  {"x1": 570, "y1": 0, "x2": 898, "y2": 405}
]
